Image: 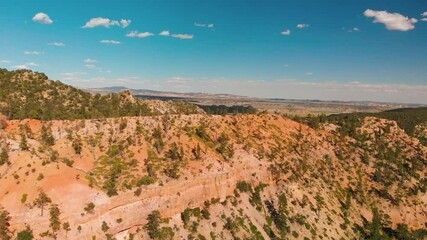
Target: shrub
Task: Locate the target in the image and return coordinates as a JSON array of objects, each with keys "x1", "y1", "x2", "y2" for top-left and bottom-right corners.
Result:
[
  {"x1": 21, "y1": 194, "x2": 28, "y2": 204},
  {"x1": 236, "y1": 181, "x2": 252, "y2": 192},
  {"x1": 16, "y1": 226, "x2": 34, "y2": 240},
  {"x1": 84, "y1": 202, "x2": 95, "y2": 214},
  {"x1": 137, "y1": 176, "x2": 155, "y2": 186}
]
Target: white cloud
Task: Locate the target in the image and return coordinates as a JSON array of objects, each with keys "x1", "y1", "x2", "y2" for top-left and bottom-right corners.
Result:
[
  {"x1": 171, "y1": 34, "x2": 194, "y2": 39},
  {"x1": 281, "y1": 29, "x2": 291, "y2": 35},
  {"x1": 100, "y1": 40, "x2": 121, "y2": 44},
  {"x1": 48, "y1": 42, "x2": 65, "y2": 47},
  {"x1": 159, "y1": 30, "x2": 170, "y2": 36},
  {"x1": 422, "y1": 12, "x2": 427, "y2": 17},
  {"x1": 32, "y1": 12, "x2": 53, "y2": 24},
  {"x1": 305, "y1": 72, "x2": 313, "y2": 76},
  {"x1": 159, "y1": 31, "x2": 194, "y2": 39},
  {"x1": 126, "y1": 31, "x2": 154, "y2": 38},
  {"x1": 83, "y1": 17, "x2": 130, "y2": 28},
  {"x1": 364, "y1": 9, "x2": 417, "y2": 31},
  {"x1": 26, "y1": 62, "x2": 39, "y2": 67},
  {"x1": 12, "y1": 63, "x2": 39, "y2": 69},
  {"x1": 12, "y1": 65, "x2": 29, "y2": 69},
  {"x1": 297, "y1": 24, "x2": 309, "y2": 29},
  {"x1": 24, "y1": 51, "x2": 42, "y2": 55},
  {"x1": 120, "y1": 19, "x2": 132, "y2": 28},
  {"x1": 0, "y1": 60, "x2": 11, "y2": 64},
  {"x1": 85, "y1": 64, "x2": 96, "y2": 69},
  {"x1": 84, "y1": 58, "x2": 97, "y2": 63},
  {"x1": 194, "y1": 23, "x2": 214, "y2": 28}
]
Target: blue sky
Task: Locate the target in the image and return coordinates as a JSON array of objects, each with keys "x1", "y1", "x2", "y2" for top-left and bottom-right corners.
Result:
[{"x1": 0, "y1": 0, "x2": 426, "y2": 104}]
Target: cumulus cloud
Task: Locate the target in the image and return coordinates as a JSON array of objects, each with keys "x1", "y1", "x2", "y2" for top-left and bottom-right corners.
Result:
[
  {"x1": 100, "y1": 40, "x2": 121, "y2": 44},
  {"x1": 364, "y1": 9, "x2": 417, "y2": 31},
  {"x1": 24, "y1": 51, "x2": 42, "y2": 55},
  {"x1": 32, "y1": 12, "x2": 53, "y2": 24},
  {"x1": 194, "y1": 23, "x2": 214, "y2": 28},
  {"x1": 171, "y1": 34, "x2": 194, "y2": 39},
  {"x1": 281, "y1": 29, "x2": 291, "y2": 35},
  {"x1": 48, "y1": 42, "x2": 65, "y2": 47},
  {"x1": 83, "y1": 17, "x2": 131, "y2": 28},
  {"x1": 159, "y1": 30, "x2": 170, "y2": 36},
  {"x1": 421, "y1": 12, "x2": 427, "y2": 21},
  {"x1": 126, "y1": 31, "x2": 154, "y2": 38},
  {"x1": 297, "y1": 24, "x2": 309, "y2": 28},
  {"x1": 84, "y1": 58, "x2": 97, "y2": 63},
  {"x1": 120, "y1": 19, "x2": 132, "y2": 28}
]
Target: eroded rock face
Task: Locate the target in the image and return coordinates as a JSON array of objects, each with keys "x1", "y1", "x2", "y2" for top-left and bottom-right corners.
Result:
[
  {"x1": 0, "y1": 114, "x2": 425, "y2": 239},
  {"x1": 119, "y1": 90, "x2": 136, "y2": 104}
]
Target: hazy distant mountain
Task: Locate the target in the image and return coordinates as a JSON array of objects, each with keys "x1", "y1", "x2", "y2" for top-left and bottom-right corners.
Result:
[{"x1": 87, "y1": 86, "x2": 255, "y2": 100}]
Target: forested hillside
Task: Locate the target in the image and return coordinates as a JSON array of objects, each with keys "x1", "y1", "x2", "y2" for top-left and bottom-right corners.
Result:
[
  {"x1": 0, "y1": 69, "x2": 199, "y2": 120},
  {"x1": 0, "y1": 114, "x2": 425, "y2": 239},
  {"x1": 290, "y1": 107, "x2": 427, "y2": 145}
]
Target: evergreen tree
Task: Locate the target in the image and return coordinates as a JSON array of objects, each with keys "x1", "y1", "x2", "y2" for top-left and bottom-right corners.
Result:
[
  {"x1": 0, "y1": 207, "x2": 12, "y2": 240},
  {"x1": 62, "y1": 222, "x2": 71, "y2": 237},
  {"x1": 145, "y1": 210, "x2": 161, "y2": 239},
  {"x1": 33, "y1": 190, "x2": 52, "y2": 216},
  {"x1": 49, "y1": 204, "x2": 61, "y2": 237},
  {"x1": 41, "y1": 125, "x2": 55, "y2": 146},
  {"x1": 19, "y1": 134, "x2": 29, "y2": 151},
  {"x1": 0, "y1": 148, "x2": 8, "y2": 165},
  {"x1": 192, "y1": 143, "x2": 201, "y2": 160},
  {"x1": 72, "y1": 139, "x2": 83, "y2": 155}
]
